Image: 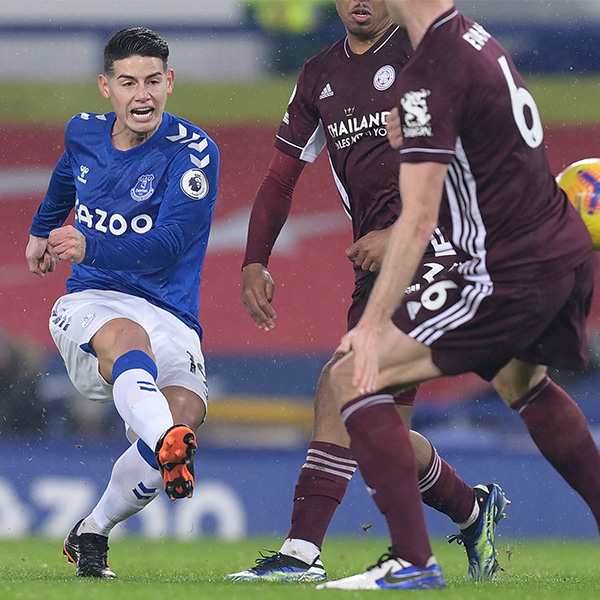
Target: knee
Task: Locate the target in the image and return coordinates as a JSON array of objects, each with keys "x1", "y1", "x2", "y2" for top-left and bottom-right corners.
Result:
[
  {"x1": 92, "y1": 319, "x2": 154, "y2": 367},
  {"x1": 492, "y1": 366, "x2": 547, "y2": 408},
  {"x1": 315, "y1": 354, "x2": 342, "y2": 400},
  {"x1": 328, "y1": 355, "x2": 356, "y2": 406},
  {"x1": 163, "y1": 387, "x2": 206, "y2": 430}
]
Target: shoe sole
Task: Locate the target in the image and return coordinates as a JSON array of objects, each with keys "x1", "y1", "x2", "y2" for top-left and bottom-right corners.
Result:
[
  {"x1": 227, "y1": 572, "x2": 326, "y2": 583},
  {"x1": 156, "y1": 425, "x2": 197, "y2": 500}
]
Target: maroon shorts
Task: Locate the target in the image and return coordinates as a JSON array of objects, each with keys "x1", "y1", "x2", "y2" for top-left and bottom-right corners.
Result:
[
  {"x1": 348, "y1": 254, "x2": 461, "y2": 405},
  {"x1": 387, "y1": 254, "x2": 597, "y2": 382}
]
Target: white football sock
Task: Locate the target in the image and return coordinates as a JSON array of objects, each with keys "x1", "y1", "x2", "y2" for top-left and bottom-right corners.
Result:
[
  {"x1": 112, "y1": 367, "x2": 173, "y2": 451},
  {"x1": 280, "y1": 538, "x2": 321, "y2": 565},
  {"x1": 78, "y1": 442, "x2": 162, "y2": 537}
]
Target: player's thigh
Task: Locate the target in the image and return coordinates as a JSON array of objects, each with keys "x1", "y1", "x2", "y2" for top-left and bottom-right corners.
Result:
[
  {"x1": 145, "y1": 311, "x2": 208, "y2": 414},
  {"x1": 492, "y1": 360, "x2": 547, "y2": 406},
  {"x1": 49, "y1": 291, "x2": 129, "y2": 402},
  {"x1": 331, "y1": 325, "x2": 441, "y2": 404},
  {"x1": 376, "y1": 324, "x2": 443, "y2": 393}
]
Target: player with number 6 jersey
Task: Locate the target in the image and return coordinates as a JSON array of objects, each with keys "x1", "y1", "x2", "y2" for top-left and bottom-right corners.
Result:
[
  {"x1": 320, "y1": 1, "x2": 600, "y2": 590},
  {"x1": 396, "y1": 9, "x2": 593, "y2": 291},
  {"x1": 390, "y1": 6, "x2": 595, "y2": 379}
]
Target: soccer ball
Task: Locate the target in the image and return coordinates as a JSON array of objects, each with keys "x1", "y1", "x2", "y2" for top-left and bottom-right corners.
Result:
[{"x1": 556, "y1": 158, "x2": 600, "y2": 250}]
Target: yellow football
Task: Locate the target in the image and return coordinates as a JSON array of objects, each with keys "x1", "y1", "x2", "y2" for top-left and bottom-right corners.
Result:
[{"x1": 556, "y1": 158, "x2": 600, "y2": 250}]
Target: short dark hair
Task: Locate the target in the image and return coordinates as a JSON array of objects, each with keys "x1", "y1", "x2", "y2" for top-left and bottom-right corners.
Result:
[{"x1": 103, "y1": 27, "x2": 169, "y2": 76}]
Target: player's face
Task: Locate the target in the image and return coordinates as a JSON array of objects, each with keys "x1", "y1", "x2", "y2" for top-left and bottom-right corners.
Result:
[
  {"x1": 98, "y1": 55, "x2": 174, "y2": 147},
  {"x1": 334, "y1": 0, "x2": 394, "y2": 42}
]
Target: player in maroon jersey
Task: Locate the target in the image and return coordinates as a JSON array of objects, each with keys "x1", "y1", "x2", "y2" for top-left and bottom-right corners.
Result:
[
  {"x1": 228, "y1": 0, "x2": 507, "y2": 584},
  {"x1": 318, "y1": 0, "x2": 600, "y2": 590}
]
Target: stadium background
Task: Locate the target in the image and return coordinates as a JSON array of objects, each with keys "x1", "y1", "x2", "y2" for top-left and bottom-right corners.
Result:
[{"x1": 1, "y1": 0, "x2": 600, "y2": 541}]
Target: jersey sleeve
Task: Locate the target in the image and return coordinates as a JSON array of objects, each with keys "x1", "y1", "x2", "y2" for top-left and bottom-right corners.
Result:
[
  {"x1": 29, "y1": 150, "x2": 77, "y2": 237},
  {"x1": 398, "y1": 48, "x2": 466, "y2": 165},
  {"x1": 242, "y1": 149, "x2": 305, "y2": 268},
  {"x1": 273, "y1": 65, "x2": 326, "y2": 163},
  {"x1": 82, "y1": 135, "x2": 219, "y2": 271}
]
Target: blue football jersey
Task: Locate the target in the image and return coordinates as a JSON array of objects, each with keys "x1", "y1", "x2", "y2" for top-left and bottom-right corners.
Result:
[{"x1": 30, "y1": 111, "x2": 220, "y2": 339}]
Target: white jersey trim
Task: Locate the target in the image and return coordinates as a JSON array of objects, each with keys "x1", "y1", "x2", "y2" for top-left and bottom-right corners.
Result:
[
  {"x1": 328, "y1": 152, "x2": 352, "y2": 220},
  {"x1": 400, "y1": 147, "x2": 455, "y2": 156},
  {"x1": 374, "y1": 26, "x2": 401, "y2": 53},
  {"x1": 275, "y1": 119, "x2": 326, "y2": 164},
  {"x1": 445, "y1": 137, "x2": 491, "y2": 284},
  {"x1": 344, "y1": 25, "x2": 401, "y2": 58},
  {"x1": 408, "y1": 280, "x2": 493, "y2": 345},
  {"x1": 432, "y1": 9, "x2": 459, "y2": 31}
]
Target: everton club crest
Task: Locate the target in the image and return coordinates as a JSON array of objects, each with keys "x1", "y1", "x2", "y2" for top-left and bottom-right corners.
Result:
[{"x1": 130, "y1": 174, "x2": 155, "y2": 202}]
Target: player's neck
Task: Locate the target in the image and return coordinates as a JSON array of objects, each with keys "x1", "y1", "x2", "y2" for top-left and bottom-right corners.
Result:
[
  {"x1": 346, "y1": 23, "x2": 394, "y2": 55},
  {"x1": 110, "y1": 123, "x2": 159, "y2": 151},
  {"x1": 402, "y1": 1, "x2": 453, "y2": 49}
]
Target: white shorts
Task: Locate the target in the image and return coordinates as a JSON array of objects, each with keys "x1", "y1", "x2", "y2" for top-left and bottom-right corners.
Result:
[{"x1": 49, "y1": 290, "x2": 208, "y2": 407}]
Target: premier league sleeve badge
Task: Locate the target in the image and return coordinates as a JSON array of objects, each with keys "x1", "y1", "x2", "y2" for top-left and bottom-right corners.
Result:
[{"x1": 180, "y1": 169, "x2": 209, "y2": 200}]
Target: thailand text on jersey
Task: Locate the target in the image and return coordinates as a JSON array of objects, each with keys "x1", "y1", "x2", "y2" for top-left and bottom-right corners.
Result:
[
  {"x1": 273, "y1": 25, "x2": 454, "y2": 284},
  {"x1": 30, "y1": 111, "x2": 220, "y2": 339},
  {"x1": 396, "y1": 9, "x2": 593, "y2": 288}
]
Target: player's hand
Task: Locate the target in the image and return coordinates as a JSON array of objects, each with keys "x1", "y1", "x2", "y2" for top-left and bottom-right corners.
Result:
[
  {"x1": 25, "y1": 234, "x2": 58, "y2": 278},
  {"x1": 241, "y1": 263, "x2": 277, "y2": 331},
  {"x1": 386, "y1": 107, "x2": 403, "y2": 150},
  {"x1": 48, "y1": 225, "x2": 86, "y2": 264},
  {"x1": 335, "y1": 321, "x2": 383, "y2": 395},
  {"x1": 345, "y1": 227, "x2": 392, "y2": 272}
]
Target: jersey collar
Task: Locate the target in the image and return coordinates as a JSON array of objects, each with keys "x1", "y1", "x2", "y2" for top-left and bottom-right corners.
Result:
[
  {"x1": 343, "y1": 25, "x2": 402, "y2": 60},
  {"x1": 104, "y1": 111, "x2": 171, "y2": 155}
]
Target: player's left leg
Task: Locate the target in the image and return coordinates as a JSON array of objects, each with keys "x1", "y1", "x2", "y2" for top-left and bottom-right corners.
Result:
[
  {"x1": 320, "y1": 325, "x2": 446, "y2": 589},
  {"x1": 495, "y1": 359, "x2": 600, "y2": 533},
  {"x1": 63, "y1": 438, "x2": 161, "y2": 578}
]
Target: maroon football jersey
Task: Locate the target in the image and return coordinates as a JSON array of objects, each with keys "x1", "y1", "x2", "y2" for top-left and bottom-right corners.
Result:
[
  {"x1": 396, "y1": 9, "x2": 594, "y2": 286},
  {"x1": 274, "y1": 26, "x2": 454, "y2": 285}
]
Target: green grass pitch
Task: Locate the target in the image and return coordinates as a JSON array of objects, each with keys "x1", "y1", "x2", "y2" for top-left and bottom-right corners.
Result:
[
  {"x1": 1, "y1": 74, "x2": 599, "y2": 127},
  {"x1": 2, "y1": 536, "x2": 600, "y2": 599}
]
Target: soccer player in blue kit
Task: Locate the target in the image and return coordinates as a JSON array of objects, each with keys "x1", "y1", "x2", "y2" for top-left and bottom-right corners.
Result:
[{"x1": 25, "y1": 27, "x2": 219, "y2": 578}]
